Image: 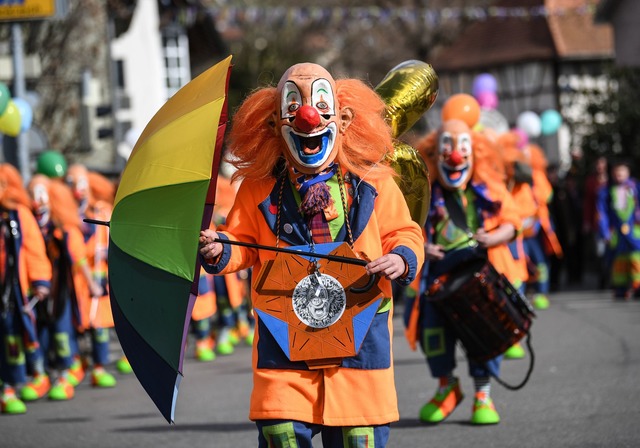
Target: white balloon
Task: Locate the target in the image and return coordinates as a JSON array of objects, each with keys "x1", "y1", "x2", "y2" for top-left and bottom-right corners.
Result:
[{"x1": 516, "y1": 111, "x2": 541, "y2": 138}]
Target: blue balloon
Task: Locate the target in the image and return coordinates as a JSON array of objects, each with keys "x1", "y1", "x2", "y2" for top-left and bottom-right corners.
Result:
[
  {"x1": 540, "y1": 109, "x2": 562, "y2": 135},
  {"x1": 12, "y1": 97, "x2": 33, "y2": 133}
]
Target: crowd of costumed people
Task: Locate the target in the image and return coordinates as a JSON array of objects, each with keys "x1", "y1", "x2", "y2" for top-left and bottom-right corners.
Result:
[{"x1": 0, "y1": 150, "x2": 254, "y2": 415}]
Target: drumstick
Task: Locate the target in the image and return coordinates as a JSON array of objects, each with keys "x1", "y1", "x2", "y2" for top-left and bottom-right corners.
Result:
[
  {"x1": 89, "y1": 297, "x2": 99, "y2": 327},
  {"x1": 22, "y1": 296, "x2": 39, "y2": 314}
]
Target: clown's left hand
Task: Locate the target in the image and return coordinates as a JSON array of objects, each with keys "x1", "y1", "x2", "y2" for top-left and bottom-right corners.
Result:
[
  {"x1": 365, "y1": 253, "x2": 407, "y2": 280},
  {"x1": 474, "y1": 223, "x2": 516, "y2": 248}
]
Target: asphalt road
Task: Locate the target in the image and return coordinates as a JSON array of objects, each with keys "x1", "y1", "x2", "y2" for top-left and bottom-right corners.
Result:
[{"x1": 2, "y1": 288, "x2": 639, "y2": 448}]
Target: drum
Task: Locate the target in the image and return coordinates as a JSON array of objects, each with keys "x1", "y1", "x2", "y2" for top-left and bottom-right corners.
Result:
[{"x1": 427, "y1": 257, "x2": 535, "y2": 363}]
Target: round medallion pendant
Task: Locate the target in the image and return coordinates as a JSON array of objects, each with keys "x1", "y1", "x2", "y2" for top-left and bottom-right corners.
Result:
[{"x1": 292, "y1": 271, "x2": 346, "y2": 328}]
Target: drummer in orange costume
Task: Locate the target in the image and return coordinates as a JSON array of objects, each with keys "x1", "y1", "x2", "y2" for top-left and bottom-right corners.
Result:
[
  {"x1": 407, "y1": 95, "x2": 521, "y2": 426},
  {"x1": 199, "y1": 63, "x2": 423, "y2": 447}
]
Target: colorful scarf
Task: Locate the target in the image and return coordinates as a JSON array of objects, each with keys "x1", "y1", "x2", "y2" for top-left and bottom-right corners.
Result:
[{"x1": 288, "y1": 163, "x2": 338, "y2": 244}]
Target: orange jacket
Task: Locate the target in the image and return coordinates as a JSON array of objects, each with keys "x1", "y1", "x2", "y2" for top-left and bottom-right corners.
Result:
[{"x1": 205, "y1": 172, "x2": 424, "y2": 426}]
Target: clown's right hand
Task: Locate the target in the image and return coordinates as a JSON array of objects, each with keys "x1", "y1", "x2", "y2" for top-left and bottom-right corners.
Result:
[{"x1": 199, "y1": 229, "x2": 223, "y2": 261}]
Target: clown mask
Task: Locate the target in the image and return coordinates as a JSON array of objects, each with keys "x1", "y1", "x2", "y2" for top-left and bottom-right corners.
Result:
[
  {"x1": 437, "y1": 119, "x2": 473, "y2": 190},
  {"x1": 274, "y1": 63, "x2": 352, "y2": 174}
]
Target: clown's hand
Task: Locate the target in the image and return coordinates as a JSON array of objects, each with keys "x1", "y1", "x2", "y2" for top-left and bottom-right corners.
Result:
[
  {"x1": 425, "y1": 243, "x2": 445, "y2": 261},
  {"x1": 365, "y1": 253, "x2": 406, "y2": 281},
  {"x1": 199, "y1": 229, "x2": 223, "y2": 261}
]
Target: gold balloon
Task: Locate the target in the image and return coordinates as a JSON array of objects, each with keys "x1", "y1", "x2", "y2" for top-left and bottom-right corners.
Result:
[
  {"x1": 375, "y1": 60, "x2": 439, "y2": 139},
  {"x1": 386, "y1": 141, "x2": 431, "y2": 228}
]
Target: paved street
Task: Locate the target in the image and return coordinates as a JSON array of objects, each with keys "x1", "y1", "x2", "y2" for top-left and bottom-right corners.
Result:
[{"x1": 1, "y1": 288, "x2": 639, "y2": 448}]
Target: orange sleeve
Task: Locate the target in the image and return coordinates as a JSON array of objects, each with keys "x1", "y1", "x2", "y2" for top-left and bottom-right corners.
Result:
[
  {"x1": 17, "y1": 205, "x2": 52, "y2": 286},
  {"x1": 66, "y1": 225, "x2": 88, "y2": 266}
]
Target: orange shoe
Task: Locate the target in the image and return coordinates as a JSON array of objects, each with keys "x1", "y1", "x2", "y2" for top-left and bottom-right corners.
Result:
[
  {"x1": 20, "y1": 374, "x2": 51, "y2": 401},
  {"x1": 419, "y1": 378, "x2": 464, "y2": 423}
]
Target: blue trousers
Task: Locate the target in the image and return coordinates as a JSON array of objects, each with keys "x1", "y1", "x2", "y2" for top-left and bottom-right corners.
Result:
[
  {"x1": 256, "y1": 420, "x2": 390, "y2": 448},
  {"x1": 0, "y1": 307, "x2": 28, "y2": 385},
  {"x1": 523, "y1": 234, "x2": 550, "y2": 294}
]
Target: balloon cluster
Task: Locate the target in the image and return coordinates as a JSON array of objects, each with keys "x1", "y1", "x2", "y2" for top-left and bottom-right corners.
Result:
[
  {"x1": 515, "y1": 108, "x2": 563, "y2": 140},
  {"x1": 0, "y1": 81, "x2": 34, "y2": 137},
  {"x1": 467, "y1": 73, "x2": 564, "y2": 139}
]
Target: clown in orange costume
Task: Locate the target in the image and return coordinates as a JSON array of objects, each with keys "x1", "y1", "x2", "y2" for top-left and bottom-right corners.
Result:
[
  {"x1": 0, "y1": 164, "x2": 52, "y2": 414},
  {"x1": 198, "y1": 63, "x2": 424, "y2": 447},
  {"x1": 406, "y1": 95, "x2": 521, "y2": 425}
]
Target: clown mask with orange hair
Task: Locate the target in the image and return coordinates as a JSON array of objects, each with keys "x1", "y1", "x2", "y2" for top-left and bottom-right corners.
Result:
[{"x1": 227, "y1": 63, "x2": 394, "y2": 183}]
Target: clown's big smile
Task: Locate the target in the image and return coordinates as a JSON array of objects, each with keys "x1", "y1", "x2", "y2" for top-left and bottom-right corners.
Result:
[
  {"x1": 438, "y1": 161, "x2": 470, "y2": 189},
  {"x1": 282, "y1": 122, "x2": 337, "y2": 168}
]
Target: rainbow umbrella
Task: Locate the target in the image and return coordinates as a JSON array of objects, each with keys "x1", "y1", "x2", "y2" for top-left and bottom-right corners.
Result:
[{"x1": 107, "y1": 56, "x2": 232, "y2": 423}]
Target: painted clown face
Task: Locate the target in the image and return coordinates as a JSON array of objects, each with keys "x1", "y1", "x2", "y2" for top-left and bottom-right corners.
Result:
[
  {"x1": 66, "y1": 164, "x2": 89, "y2": 214},
  {"x1": 437, "y1": 119, "x2": 473, "y2": 190},
  {"x1": 275, "y1": 63, "x2": 351, "y2": 174},
  {"x1": 28, "y1": 175, "x2": 51, "y2": 228}
]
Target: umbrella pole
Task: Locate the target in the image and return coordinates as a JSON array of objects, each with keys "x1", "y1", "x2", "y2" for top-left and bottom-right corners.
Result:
[{"x1": 213, "y1": 238, "x2": 368, "y2": 267}]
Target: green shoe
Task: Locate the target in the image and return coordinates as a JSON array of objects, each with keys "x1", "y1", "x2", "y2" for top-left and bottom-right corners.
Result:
[
  {"x1": 91, "y1": 367, "x2": 117, "y2": 388},
  {"x1": 216, "y1": 341, "x2": 235, "y2": 356},
  {"x1": 532, "y1": 294, "x2": 550, "y2": 310},
  {"x1": 228, "y1": 329, "x2": 240, "y2": 346},
  {"x1": 1, "y1": 389, "x2": 27, "y2": 414},
  {"x1": 471, "y1": 394, "x2": 500, "y2": 425},
  {"x1": 20, "y1": 374, "x2": 51, "y2": 401},
  {"x1": 66, "y1": 358, "x2": 85, "y2": 387},
  {"x1": 504, "y1": 343, "x2": 526, "y2": 360},
  {"x1": 48, "y1": 378, "x2": 74, "y2": 401},
  {"x1": 245, "y1": 332, "x2": 254, "y2": 346},
  {"x1": 195, "y1": 338, "x2": 216, "y2": 362},
  {"x1": 116, "y1": 356, "x2": 133, "y2": 374},
  {"x1": 419, "y1": 379, "x2": 464, "y2": 424}
]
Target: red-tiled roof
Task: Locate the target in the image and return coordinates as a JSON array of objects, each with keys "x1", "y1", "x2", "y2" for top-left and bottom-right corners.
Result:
[{"x1": 546, "y1": 0, "x2": 613, "y2": 58}]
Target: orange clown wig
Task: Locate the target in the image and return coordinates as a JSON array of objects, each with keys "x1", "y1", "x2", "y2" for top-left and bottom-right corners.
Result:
[{"x1": 0, "y1": 163, "x2": 31, "y2": 210}]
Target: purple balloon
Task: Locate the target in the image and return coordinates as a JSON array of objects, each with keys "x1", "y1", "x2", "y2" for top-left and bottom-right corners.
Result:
[
  {"x1": 476, "y1": 91, "x2": 498, "y2": 110},
  {"x1": 472, "y1": 73, "x2": 498, "y2": 96}
]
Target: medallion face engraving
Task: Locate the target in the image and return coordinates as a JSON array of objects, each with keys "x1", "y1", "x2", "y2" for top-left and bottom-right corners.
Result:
[{"x1": 292, "y1": 271, "x2": 346, "y2": 328}]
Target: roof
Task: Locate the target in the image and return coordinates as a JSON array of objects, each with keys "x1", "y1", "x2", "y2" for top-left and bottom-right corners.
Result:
[
  {"x1": 431, "y1": 0, "x2": 612, "y2": 72},
  {"x1": 546, "y1": 0, "x2": 614, "y2": 58}
]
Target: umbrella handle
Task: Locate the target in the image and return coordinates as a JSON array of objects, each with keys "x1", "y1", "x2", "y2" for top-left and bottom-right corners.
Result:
[
  {"x1": 84, "y1": 218, "x2": 110, "y2": 227},
  {"x1": 349, "y1": 273, "x2": 379, "y2": 294}
]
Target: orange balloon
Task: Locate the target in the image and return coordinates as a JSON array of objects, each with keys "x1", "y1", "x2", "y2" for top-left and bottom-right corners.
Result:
[{"x1": 441, "y1": 93, "x2": 480, "y2": 128}]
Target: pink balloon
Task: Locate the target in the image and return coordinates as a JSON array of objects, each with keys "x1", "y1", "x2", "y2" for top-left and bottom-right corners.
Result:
[
  {"x1": 476, "y1": 91, "x2": 498, "y2": 110},
  {"x1": 512, "y1": 128, "x2": 529, "y2": 149}
]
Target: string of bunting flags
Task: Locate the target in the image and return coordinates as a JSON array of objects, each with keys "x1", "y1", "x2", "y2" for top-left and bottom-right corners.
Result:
[{"x1": 192, "y1": 4, "x2": 600, "y2": 29}]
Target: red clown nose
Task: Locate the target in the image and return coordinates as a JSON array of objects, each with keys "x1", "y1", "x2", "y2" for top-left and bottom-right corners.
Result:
[
  {"x1": 295, "y1": 105, "x2": 321, "y2": 133},
  {"x1": 448, "y1": 150, "x2": 464, "y2": 166}
]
